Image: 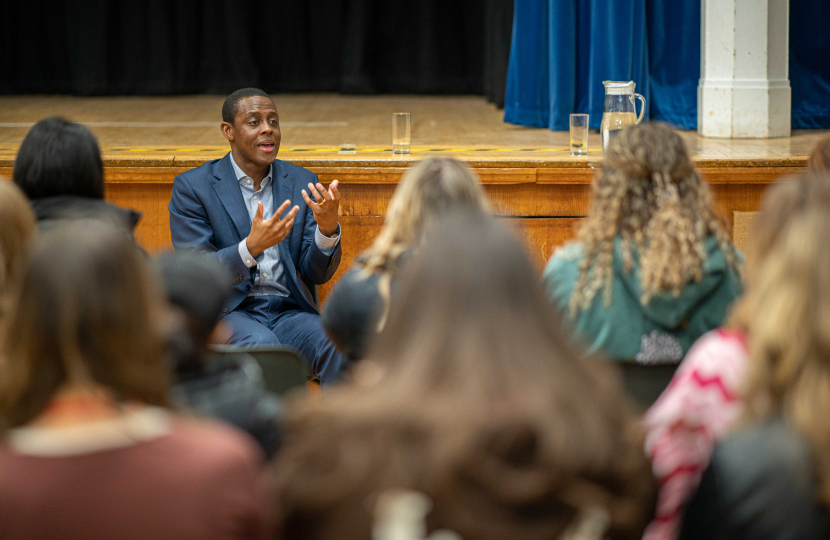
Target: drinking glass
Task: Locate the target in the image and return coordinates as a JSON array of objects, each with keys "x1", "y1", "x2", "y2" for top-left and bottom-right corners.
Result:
[
  {"x1": 392, "y1": 113, "x2": 411, "y2": 155},
  {"x1": 569, "y1": 114, "x2": 589, "y2": 156}
]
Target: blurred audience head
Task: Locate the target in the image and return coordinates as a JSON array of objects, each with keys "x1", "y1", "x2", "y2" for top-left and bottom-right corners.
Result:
[
  {"x1": 807, "y1": 135, "x2": 830, "y2": 172},
  {"x1": 740, "y1": 172, "x2": 830, "y2": 291},
  {"x1": 362, "y1": 157, "x2": 490, "y2": 273},
  {"x1": 275, "y1": 212, "x2": 654, "y2": 540},
  {"x1": 0, "y1": 223, "x2": 168, "y2": 429},
  {"x1": 359, "y1": 157, "x2": 490, "y2": 325},
  {"x1": 155, "y1": 251, "x2": 232, "y2": 372},
  {"x1": 741, "y1": 207, "x2": 830, "y2": 504},
  {"x1": 13, "y1": 117, "x2": 104, "y2": 201},
  {"x1": 571, "y1": 121, "x2": 736, "y2": 314},
  {"x1": 0, "y1": 181, "x2": 37, "y2": 305}
]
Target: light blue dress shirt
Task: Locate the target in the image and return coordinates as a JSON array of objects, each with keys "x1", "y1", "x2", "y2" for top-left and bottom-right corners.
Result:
[{"x1": 231, "y1": 153, "x2": 340, "y2": 297}]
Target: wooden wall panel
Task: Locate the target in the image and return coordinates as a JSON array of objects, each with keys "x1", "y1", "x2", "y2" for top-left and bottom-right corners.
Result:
[{"x1": 105, "y1": 183, "x2": 174, "y2": 252}]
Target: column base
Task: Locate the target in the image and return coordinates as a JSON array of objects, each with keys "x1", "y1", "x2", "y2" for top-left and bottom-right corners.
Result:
[{"x1": 698, "y1": 79, "x2": 791, "y2": 138}]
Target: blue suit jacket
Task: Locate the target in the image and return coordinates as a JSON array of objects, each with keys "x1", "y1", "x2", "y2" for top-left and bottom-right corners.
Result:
[{"x1": 169, "y1": 153, "x2": 341, "y2": 315}]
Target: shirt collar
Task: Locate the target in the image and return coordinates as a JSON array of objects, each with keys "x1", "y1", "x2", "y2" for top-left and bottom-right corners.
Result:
[{"x1": 230, "y1": 152, "x2": 272, "y2": 189}]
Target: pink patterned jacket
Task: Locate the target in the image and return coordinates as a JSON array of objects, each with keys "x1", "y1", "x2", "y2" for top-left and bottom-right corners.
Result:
[{"x1": 642, "y1": 329, "x2": 749, "y2": 540}]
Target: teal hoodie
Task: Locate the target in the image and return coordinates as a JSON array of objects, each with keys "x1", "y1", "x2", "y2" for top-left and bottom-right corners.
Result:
[{"x1": 543, "y1": 236, "x2": 743, "y2": 363}]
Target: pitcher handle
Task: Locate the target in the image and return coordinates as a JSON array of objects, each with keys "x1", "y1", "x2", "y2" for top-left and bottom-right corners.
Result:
[{"x1": 634, "y1": 93, "x2": 646, "y2": 124}]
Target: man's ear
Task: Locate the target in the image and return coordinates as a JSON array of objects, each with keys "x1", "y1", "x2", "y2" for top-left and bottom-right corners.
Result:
[{"x1": 220, "y1": 121, "x2": 234, "y2": 142}]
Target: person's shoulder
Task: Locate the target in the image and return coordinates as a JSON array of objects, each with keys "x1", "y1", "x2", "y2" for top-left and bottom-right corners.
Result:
[
  {"x1": 714, "y1": 419, "x2": 812, "y2": 482},
  {"x1": 543, "y1": 242, "x2": 584, "y2": 289},
  {"x1": 275, "y1": 159, "x2": 317, "y2": 181},
  {"x1": 176, "y1": 156, "x2": 228, "y2": 184},
  {"x1": 163, "y1": 416, "x2": 265, "y2": 469}
]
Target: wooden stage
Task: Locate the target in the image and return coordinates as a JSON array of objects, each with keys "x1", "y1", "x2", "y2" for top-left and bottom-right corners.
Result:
[{"x1": 0, "y1": 95, "x2": 823, "y2": 301}]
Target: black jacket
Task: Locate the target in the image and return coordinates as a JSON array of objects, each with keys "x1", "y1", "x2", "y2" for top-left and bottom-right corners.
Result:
[
  {"x1": 321, "y1": 268, "x2": 385, "y2": 362},
  {"x1": 680, "y1": 418, "x2": 830, "y2": 540},
  {"x1": 31, "y1": 195, "x2": 142, "y2": 236},
  {"x1": 172, "y1": 353, "x2": 283, "y2": 459}
]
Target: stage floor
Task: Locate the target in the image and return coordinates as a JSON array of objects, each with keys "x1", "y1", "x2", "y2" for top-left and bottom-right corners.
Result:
[{"x1": 0, "y1": 95, "x2": 825, "y2": 167}]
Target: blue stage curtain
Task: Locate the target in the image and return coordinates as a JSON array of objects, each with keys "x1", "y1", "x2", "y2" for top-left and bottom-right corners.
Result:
[
  {"x1": 506, "y1": 0, "x2": 830, "y2": 131},
  {"x1": 505, "y1": 0, "x2": 650, "y2": 130},
  {"x1": 790, "y1": 0, "x2": 830, "y2": 129}
]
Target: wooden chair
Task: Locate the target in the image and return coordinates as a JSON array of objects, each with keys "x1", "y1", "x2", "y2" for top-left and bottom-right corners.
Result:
[{"x1": 210, "y1": 344, "x2": 311, "y2": 396}]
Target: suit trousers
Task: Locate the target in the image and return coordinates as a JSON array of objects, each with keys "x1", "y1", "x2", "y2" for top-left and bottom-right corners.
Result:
[{"x1": 222, "y1": 295, "x2": 348, "y2": 385}]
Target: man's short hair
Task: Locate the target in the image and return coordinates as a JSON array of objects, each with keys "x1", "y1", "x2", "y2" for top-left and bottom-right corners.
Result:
[{"x1": 222, "y1": 88, "x2": 272, "y2": 125}]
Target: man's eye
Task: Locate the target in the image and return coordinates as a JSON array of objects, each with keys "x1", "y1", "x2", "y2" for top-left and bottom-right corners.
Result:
[{"x1": 250, "y1": 120, "x2": 258, "y2": 125}]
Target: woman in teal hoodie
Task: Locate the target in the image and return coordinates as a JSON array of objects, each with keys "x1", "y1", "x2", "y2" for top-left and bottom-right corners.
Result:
[{"x1": 544, "y1": 122, "x2": 742, "y2": 369}]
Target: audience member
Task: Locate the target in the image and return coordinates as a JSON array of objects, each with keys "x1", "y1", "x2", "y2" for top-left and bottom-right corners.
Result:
[
  {"x1": 157, "y1": 251, "x2": 283, "y2": 459},
  {"x1": 808, "y1": 135, "x2": 830, "y2": 172},
  {"x1": 272, "y1": 212, "x2": 656, "y2": 540},
  {"x1": 0, "y1": 180, "x2": 37, "y2": 316},
  {"x1": 0, "y1": 224, "x2": 268, "y2": 540},
  {"x1": 680, "y1": 208, "x2": 830, "y2": 540},
  {"x1": 12, "y1": 117, "x2": 141, "y2": 234},
  {"x1": 543, "y1": 122, "x2": 742, "y2": 366},
  {"x1": 169, "y1": 88, "x2": 346, "y2": 384},
  {"x1": 643, "y1": 172, "x2": 830, "y2": 540},
  {"x1": 322, "y1": 157, "x2": 490, "y2": 362}
]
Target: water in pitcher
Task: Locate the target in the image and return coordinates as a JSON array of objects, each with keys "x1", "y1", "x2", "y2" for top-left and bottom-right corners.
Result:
[{"x1": 600, "y1": 112, "x2": 636, "y2": 150}]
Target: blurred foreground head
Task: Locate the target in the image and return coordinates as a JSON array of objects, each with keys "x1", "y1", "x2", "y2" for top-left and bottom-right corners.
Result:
[
  {"x1": 0, "y1": 181, "x2": 37, "y2": 304},
  {"x1": 741, "y1": 207, "x2": 830, "y2": 505},
  {"x1": 0, "y1": 223, "x2": 168, "y2": 428},
  {"x1": 155, "y1": 251, "x2": 231, "y2": 372},
  {"x1": 274, "y1": 212, "x2": 655, "y2": 540}
]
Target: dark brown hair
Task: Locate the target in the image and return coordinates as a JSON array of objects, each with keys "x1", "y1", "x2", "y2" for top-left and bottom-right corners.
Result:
[
  {"x1": 0, "y1": 223, "x2": 169, "y2": 428},
  {"x1": 273, "y1": 212, "x2": 655, "y2": 540}
]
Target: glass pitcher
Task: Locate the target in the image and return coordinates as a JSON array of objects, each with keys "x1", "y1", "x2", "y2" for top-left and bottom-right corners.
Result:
[{"x1": 601, "y1": 81, "x2": 646, "y2": 151}]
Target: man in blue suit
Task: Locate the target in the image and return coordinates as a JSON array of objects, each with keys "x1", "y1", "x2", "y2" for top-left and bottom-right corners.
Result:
[{"x1": 169, "y1": 88, "x2": 347, "y2": 383}]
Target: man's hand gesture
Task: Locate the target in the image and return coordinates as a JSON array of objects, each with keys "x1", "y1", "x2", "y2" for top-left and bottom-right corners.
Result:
[
  {"x1": 302, "y1": 180, "x2": 341, "y2": 237},
  {"x1": 245, "y1": 200, "x2": 300, "y2": 258}
]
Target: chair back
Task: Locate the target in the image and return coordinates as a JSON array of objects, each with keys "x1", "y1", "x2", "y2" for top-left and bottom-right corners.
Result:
[{"x1": 210, "y1": 345, "x2": 311, "y2": 396}]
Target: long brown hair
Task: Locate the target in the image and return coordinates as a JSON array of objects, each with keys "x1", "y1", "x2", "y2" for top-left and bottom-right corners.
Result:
[
  {"x1": 0, "y1": 223, "x2": 169, "y2": 429},
  {"x1": 740, "y1": 209, "x2": 830, "y2": 505},
  {"x1": 0, "y1": 181, "x2": 37, "y2": 303},
  {"x1": 274, "y1": 213, "x2": 654, "y2": 540},
  {"x1": 568, "y1": 123, "x2": 736, "y2": 316},
  {"x1": 357, "y1": 157, "x2": 490, "y2": 328}
]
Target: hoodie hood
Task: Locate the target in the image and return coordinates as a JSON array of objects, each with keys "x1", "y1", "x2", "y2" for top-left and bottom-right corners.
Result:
[{"x1": 613, "y1": 236, "x2": 731, "y2": 330}]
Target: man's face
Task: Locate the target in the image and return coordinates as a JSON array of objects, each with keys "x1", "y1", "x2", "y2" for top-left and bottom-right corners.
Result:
[{"x1": 223, "y1": 96, "x2": 281, "y2": 168}]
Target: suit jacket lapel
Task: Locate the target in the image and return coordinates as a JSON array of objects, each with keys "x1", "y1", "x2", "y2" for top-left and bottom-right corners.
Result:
[
  {"x1": 271, "y1": 160, "x2": 293, "y2": 217},
  {"x1": 212, "y1": 154, "x2": 251, "y2": 240}
]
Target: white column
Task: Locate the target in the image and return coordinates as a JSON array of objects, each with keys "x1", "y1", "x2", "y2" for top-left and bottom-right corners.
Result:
[{"x1": 698, "y1": 0, "x2": 791, "y2": 138}]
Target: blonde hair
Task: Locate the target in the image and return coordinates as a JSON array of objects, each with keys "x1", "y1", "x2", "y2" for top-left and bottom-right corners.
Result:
[
  {"x1": 568, "y1": 122, "x2": 736, "y2": 316},
  {"x1": 740, "y1": 209, "x2": 830, "y2": 504},
  {"x1": 0, "y1": 181, "x2": 37, "y2": 310},
  {"x1": 358, "y1": 157, "x2": 490, "y2": 327}
]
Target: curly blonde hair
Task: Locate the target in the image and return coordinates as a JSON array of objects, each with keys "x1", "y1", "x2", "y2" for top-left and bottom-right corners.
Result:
[{"x1": 568, "y1": 122, "x2": 737, "y2": 317}]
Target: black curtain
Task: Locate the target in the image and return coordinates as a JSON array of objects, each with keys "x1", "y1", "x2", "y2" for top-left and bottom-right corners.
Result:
[{"x1": 0, "y1": 0, "x2": 512, "y2": 105}]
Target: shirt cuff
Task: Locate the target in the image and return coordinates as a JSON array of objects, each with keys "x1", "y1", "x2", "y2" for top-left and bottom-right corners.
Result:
[
  {"x1": 315, "y1": 224, "x2": 341, "y2": 255},
  {"x1": 238, "y1": 239, "x2": 258, "y2": 268}
]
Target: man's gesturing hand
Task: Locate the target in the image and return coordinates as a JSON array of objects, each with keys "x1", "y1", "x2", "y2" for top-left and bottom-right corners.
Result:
[
  {"x1": 245, "y1": 200, "x2": 300, "y2": 258},
  {"x1": 301, "y1": 180, "x2": 341, "y2": 237}
]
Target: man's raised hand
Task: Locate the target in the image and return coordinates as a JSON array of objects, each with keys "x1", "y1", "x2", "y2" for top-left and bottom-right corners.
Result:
[
  {"x1": 302, "y1": 180, "x2": 341, "y2": 237},
  {"x1": 245, "y1": 200, "x2": 300, "y2": 258}
]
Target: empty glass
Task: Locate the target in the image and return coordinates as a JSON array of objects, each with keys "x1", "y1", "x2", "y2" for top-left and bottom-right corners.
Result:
[
  {"x1": 392, "y1": 113, "x2": 411, "y2": 155},
  {"x1": 569, "y1": 114, "x2": 589, "y2": 156}
]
